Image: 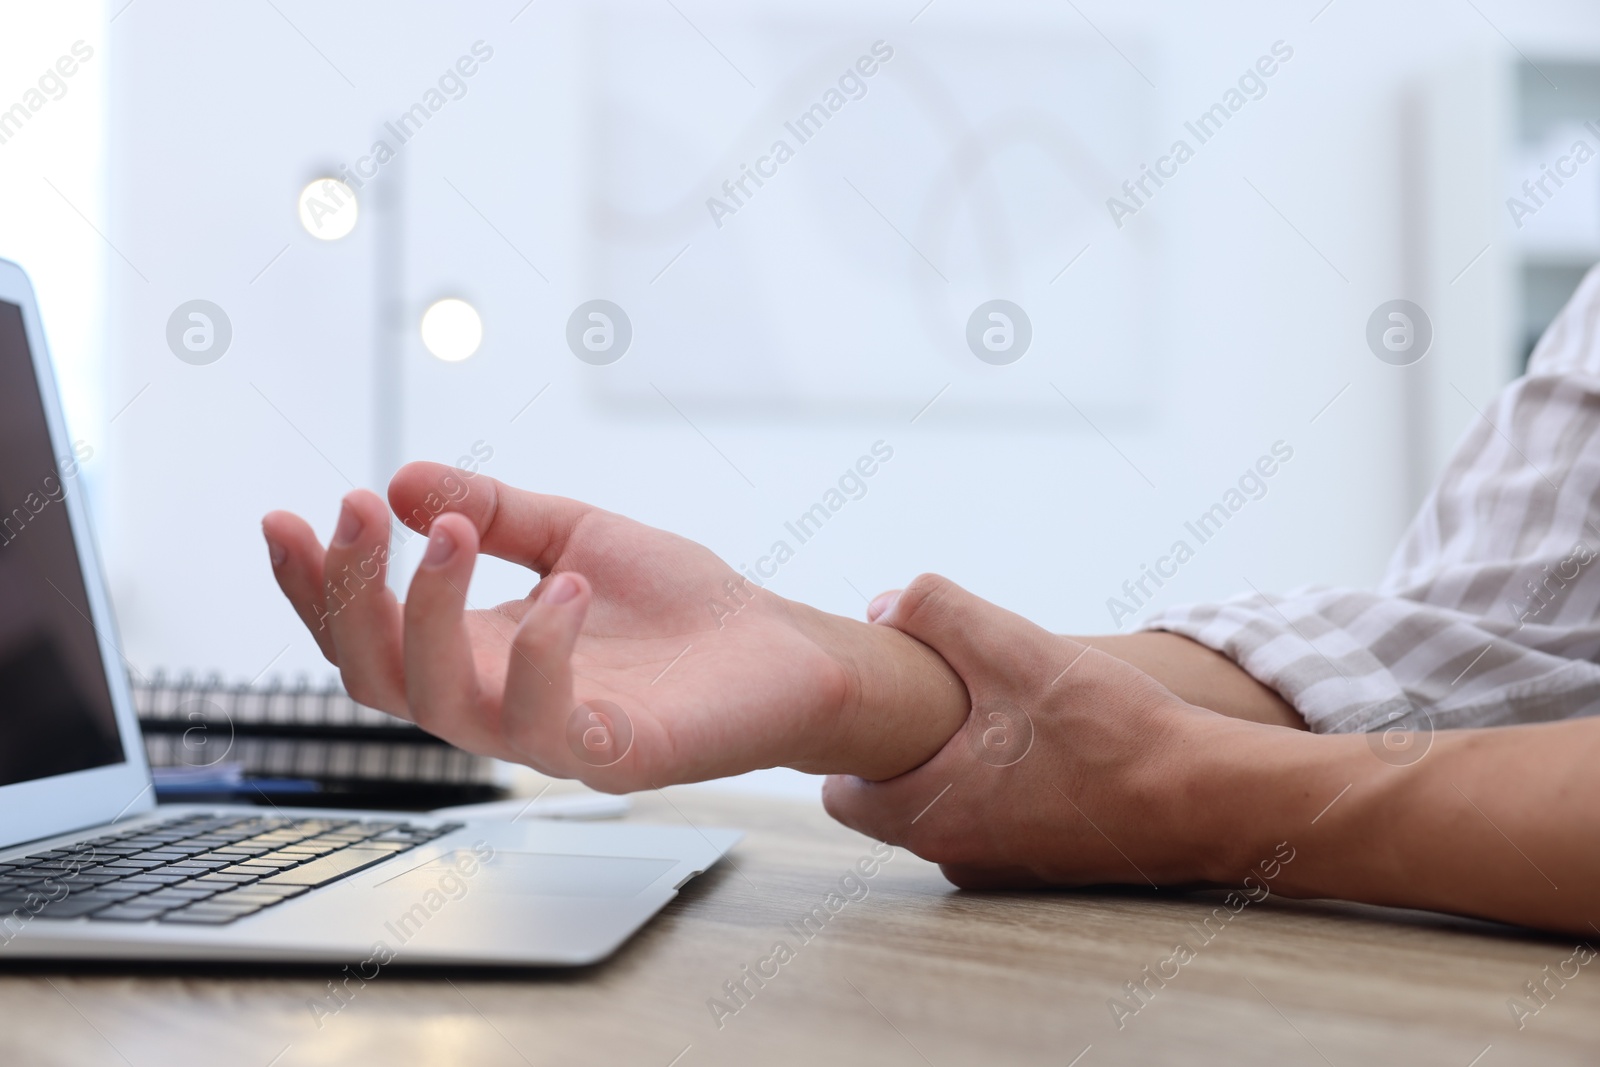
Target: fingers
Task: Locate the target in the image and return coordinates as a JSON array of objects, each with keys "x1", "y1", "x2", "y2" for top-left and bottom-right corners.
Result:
[
  {"x1": 822, "y1": 774, "x2": 881, "y2": 837},
  {"x1": 937, "y1": 863, "x2": 1049, "y2": 890},
  {"x1": 871, "y1": 574, "x2": 979, "y2": 673},
  {"x1": 873, "y1": 573, "x2": 1044, "y2": 679},
  {"x1": 822, "y1": 773, "x2": 925, "y2": 845},
  {"x1": 501, "y1": 572, "x2": 590, "y2": 773},
  {"x1": 402, "y1": 513, "x2": 491, "y2": 748},
  {"x1": 262, "y1": 510, "x2": 335, "y2": 663},
  {"x1": 822, "y1": 771, "x2": 979, "y2": 869},
  {"x1": 321, "y1": 490, "x2": 407, "y2": 714},
  {"x1": 866, "y1": 589, "x2": 900, "y2": 623},
  {"x1": 388, "y1": 461, "x2": 593, "y2": 574}
]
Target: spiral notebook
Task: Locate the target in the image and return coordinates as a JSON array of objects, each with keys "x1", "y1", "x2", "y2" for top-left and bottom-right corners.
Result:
[{"x1": 132, "y1": 672, "x2": 508, "y2": 810}]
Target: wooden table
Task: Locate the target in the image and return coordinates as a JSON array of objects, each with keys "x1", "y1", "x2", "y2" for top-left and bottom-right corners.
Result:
[{"x1": 3, "y1": 787, "x2": 1596, "y2": 1066}]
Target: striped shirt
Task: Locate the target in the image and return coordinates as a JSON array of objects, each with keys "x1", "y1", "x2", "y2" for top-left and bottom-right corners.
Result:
[{"x1": 1143, "y1": 264, "x2": 1600, "y2": 734}]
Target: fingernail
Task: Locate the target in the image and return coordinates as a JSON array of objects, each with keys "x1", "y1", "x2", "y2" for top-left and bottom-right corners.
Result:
[
  {"x1": 423, "y1": 525, "x2": 456, "y2": 567},
  {"x1": 868, "y1": 591, "x2": 900, "y2": 622},
  {"x1": 263, "y1": 529, "x2": 286, "y2": 567},
  {"x1": 332, "y1": 499, "x2": 362, "y2": 547},
  {"x1": 544, "y1": 573, "x2": 579, "y2": 604}
]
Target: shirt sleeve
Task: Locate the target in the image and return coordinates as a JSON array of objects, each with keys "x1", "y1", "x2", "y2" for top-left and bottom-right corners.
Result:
[{"x1": 1141, "y1": 265, "x2": 1600, "y2": 734}]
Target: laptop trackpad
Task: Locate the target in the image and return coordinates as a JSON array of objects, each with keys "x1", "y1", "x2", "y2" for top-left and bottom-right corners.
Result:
[{"x1": 377, "y1": 850, "x2": 676, "y2": 898}]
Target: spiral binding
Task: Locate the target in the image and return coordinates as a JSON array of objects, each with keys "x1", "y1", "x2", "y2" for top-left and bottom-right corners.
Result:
[{"x1": 132, "y1": 671, "x2": 497, "y2": 786}]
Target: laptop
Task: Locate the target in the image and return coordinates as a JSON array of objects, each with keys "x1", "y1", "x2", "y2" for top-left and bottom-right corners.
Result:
[{"x1": 0, "y1": 258, "x2": 737, "y2": 965}]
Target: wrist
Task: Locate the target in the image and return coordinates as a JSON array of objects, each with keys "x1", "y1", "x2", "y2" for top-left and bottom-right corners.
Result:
[
  {"x1": 1075, "y1": 632, "x2": 1305, "y2": 729},
  {"x1": 1166, "y1": 713, "x2": 1328, "y2": 885},
  {"x1": 787, "y1": 601, "x2": 969, "y2": 779},
  {"x1": 1174, "y1": 712, "x2": 1400, "y2": 896}
]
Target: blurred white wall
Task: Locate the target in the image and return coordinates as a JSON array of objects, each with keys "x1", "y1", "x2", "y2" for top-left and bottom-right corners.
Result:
[
  {"x1": 11, "y1": 0, "x2": 1600, "y2": 796},
  {"x1": 0, "y1": 4, "x2": 107, "y2": 490}
]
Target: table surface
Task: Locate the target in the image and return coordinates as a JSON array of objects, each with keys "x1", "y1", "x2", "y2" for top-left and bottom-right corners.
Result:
[{"x1": 2, "y1": 786, "x2": 1597, "y2": 1067}]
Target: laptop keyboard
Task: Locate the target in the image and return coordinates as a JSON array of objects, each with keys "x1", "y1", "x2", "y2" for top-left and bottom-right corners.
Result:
[{"x1": 0, "y1": 813, "x2": 463, "y2": 926}]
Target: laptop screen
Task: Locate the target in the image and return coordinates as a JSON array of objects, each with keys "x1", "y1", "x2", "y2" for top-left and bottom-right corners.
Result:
[{"x1": 0, "y1": 298, "x2": 125, "y2": 786}]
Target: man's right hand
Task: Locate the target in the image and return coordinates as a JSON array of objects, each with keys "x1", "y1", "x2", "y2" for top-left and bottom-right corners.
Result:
[
  {"x1": 828, "y1": 573, "x2": 1600, "y2": 937},
  {"x1": 825, "y1": 574, "x2": 1230, "y2": 889},
  {"x1": 261, "y1": 462, "x2": 969, "y2": 792}
]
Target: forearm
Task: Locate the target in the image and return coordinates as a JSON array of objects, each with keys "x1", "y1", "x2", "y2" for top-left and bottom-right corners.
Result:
[
  {"x1": 1190, "y1": 716, "x2": 1600, "y2": 935},
  {"x1": 1081, "y1": 632, "x2": 1305, "y2": 729}
]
